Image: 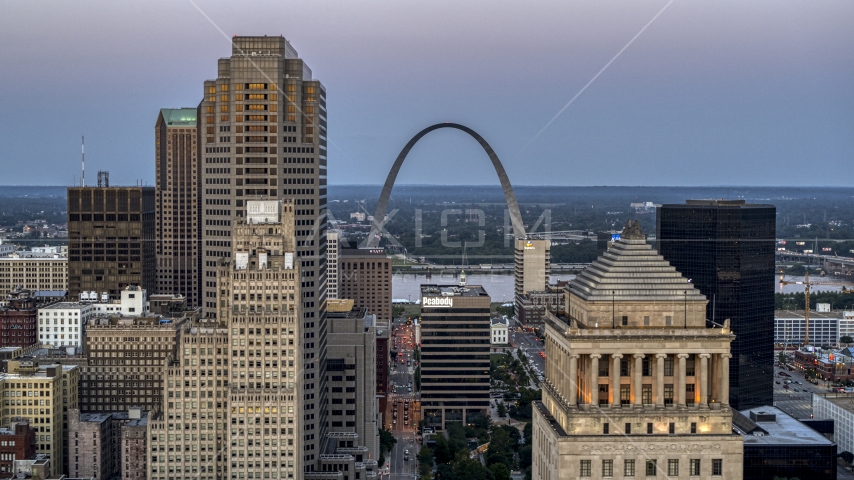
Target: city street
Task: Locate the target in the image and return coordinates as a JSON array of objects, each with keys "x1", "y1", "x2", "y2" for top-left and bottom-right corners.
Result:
[
  {"x1": 511, "y1": 328, "x2": 545, "y2": 373},
  {"x1": 385, "y1": 318, "x2": 420, "y2": 477},
  {"x1": 772, "y1": 366, "x2": 829, "y2": 419}
]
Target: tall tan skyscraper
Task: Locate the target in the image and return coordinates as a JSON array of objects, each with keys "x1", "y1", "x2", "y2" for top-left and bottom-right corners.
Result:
[
  {"x1": 155, "y1": 108, "x2": 200, "y2": 306},
  {"x1": 198, "y1": 37, "x2": 328, "y2": 465},
  {"x1": 532, "y1": 222, "x2": 743, "y2": 480},
  {"x1": 514, "y1": 238, "x2": 550, "y2": 298},
  {"x1": 219, "y1": 199, "x2": 303, "y2": 477},
  {"x1": 339, "y1": 247, "x2": 392, "y2": 324}
]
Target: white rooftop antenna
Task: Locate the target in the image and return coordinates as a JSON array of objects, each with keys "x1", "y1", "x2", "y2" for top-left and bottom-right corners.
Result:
[{"x1": 81, "y1": 136, "x2": 85, "y2": 187}]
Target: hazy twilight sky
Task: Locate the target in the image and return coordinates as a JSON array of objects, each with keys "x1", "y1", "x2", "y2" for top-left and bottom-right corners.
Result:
[{"x1": 0, "y1": 0, "x2": 852, "y2": 186}]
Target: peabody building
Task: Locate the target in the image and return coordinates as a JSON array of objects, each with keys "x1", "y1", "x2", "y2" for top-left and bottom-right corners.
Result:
[{"x1": 532, "y1": 221, "x2": 743, "y2": 480}]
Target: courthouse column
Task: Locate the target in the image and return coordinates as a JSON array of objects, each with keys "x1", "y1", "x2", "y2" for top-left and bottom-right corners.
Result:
[
  {"x1": 590, "y1": 354, "x2": 601, "y2": 406},
  {"x1": 677, "y1": 354, "x2": 689, "y2": 409},
  {"x1": 611, "y1": 354, "x2": 623, "y2": 408},
  {"x1": 699, "y1": 353, "x2": 710, "y2": 408},
  {"x1": 633, "y1": 354, "x2": 644, "y2": 408},
  {"x1": 568, "y1": 354, "x2": 579, "y2": 406},
  {"x1": 720, "y1": 354, "x2": 731, "y2": 406},
  {"x1": 655, "y1": 353, "x2": 667, "y2": 408}
]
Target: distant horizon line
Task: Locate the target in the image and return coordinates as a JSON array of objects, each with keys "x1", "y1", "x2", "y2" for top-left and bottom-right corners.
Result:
[{"x1": 2, "y1": 184, "x2": 853, "y2": 189}]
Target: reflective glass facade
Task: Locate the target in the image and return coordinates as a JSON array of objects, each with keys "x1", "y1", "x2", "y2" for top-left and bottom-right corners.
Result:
[
  {"x1": 744, "y1": 444, "x2": 836, "y2": 480},
  {"x1": 656, "y1": 201, "x2": 775, "y2": 410}
]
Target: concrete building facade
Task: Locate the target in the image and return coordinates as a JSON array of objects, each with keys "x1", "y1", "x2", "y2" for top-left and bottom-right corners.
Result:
[
  {"x1": 532, "y1": 222, "x2": 743, "y2": 480},
  {"x1": 0, "y1": 256, "x2": 67, "y2": 298},
  {"x1": 156, "y1": 108, "x2": 200, "y2": 308},
  {"x1": 198, "y1": 35, "x2": 329, "y2": 468},
  {"x1": 67, "y1": 186, "x2": 156, "y2": 299},
  {"x1": 0, "y1": 359, "x2": 79, "y2": 477},
  {"x1": 37, "y1": 302, "x2": 96, "y2": 349},
  {"x1": 514, "y1": 238, "x2": 550, "y2": 298},
  {"x1": 326, "y1": 230, "x2": 340, "y2": 300},
  {"x1": 326, "y1": 300, "x2": 380, "y2": 462},
  {"x1": 420, "y1": 284, "x2": 491, "y2": 431},
  {"x1": 80, "y1": 313, "x2": 190, "y2": 413},
  {"x1": 338, "y1": 248, "x2": 392, "y2": 324},
  {"x1": 146, "y1": 323, "x2": 228, "y2": 480},
  {"x1": 219, "y1": 199, "x2": 303, "y2": 477}
]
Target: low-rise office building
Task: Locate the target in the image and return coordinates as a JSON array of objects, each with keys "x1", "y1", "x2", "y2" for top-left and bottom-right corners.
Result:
[
  {"x1": 491, "y1": 317, "x2": 509, "y2": 345},
  {"x1": 775, "y1": 309, "x2": 842, "y2": 347},
  {"x1": 0, "y1": 358, "x2": 79, "y2": 477},
  {"x1": 0, "y1": 421, "x2": 37, "y2": 476},
  {"x1": 735, "y1": 406, "x2": 836, "y2": 480},
  {"x1": 0, "y1": 289, "x2": 37, "y2": 348},
  {"x1": 814, "y1": 393, "x2": 854, "y2": 455},
  {"x1": 0, "y1": 256, "x2": 67, "y2": 299},
  {"x1": 37, "y1": 302, "x2": 96, "y2": 349}
]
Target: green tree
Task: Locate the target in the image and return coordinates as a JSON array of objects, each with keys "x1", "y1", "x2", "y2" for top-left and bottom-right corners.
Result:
[
  {"x1": 497, "y1": 402, "x2": 507, "y2": 417},
  {"x1": 524, "y1": 466, "x2": 532, "y2": 480},
  {"x1": 434, "y1": 433, "x2": 454, "y2": 465},
  {"x1": 486, "y1": 427, "x2": 515, "y2": 470},
  {"x1": 415, "y1": 366, "x2": 421, "y2": 390},
  {"x1": 378, "y1": 428, "x2": 397, "y2": 465},
  {"x1": 842, "y1": 336, "x2": 854, "y2": 345},
  {"x1": 452, "y1": 451, "x2": 491, "y2": 480},
  {"x1": 778, "y1": 352, "x2": 787, "y2": 364},
  {"x1": 418, "y1": 446, "x2": 435, "y2": 477},
  {"x1": 840, "y1": 450, "x2": 854, "y2": 463},
  {"x1": 435, "y1": 464, "x2": 454, "y2": 480},
  {"x1": 490, "y1": 463, "x2": 511, "y2": 480}
]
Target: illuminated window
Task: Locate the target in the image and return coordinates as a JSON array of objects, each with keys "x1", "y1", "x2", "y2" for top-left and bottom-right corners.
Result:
[
  {"x1": 287, "y1": 84, "x2": 295, "y2": 92},
  {"x1": 305, "y1": 86, "x2": 315, "y2": 94},
  {"x1": 624, "y1": 460, "x2": 635, "y2": 476},
  {"x1": 206, "y1": 106, "x2": 214, "y2": 113},
  {"x1": 288, "y1": 116, "x2": 295, "y2": 122},
  {"x1": 220, "y1": 106, "x2": 229, "y2": 113},
  {"x1": 248, "y1": 105, "x2": 266, "y2": 111},
  {"x1": 580, "y1": 460, "x2": 591, "y2": 477},
  {"x1": 270, "y1": 94, "x2": 277, "y2": 101},
  {"x1": 206, "y1": 116, "x2": 214, "y2": 124},
  {"x1": 668, "y1": 460, "x2": 678, "y2": 476},
  {"x1": 287, "y1": 105, "x2": 295, "y2": 113},
  {"x1": 689, "y1": 459, "x2": 700, "y2": 475},
  {"x1": 248, "y1": 94, "x2": 266, "y2": 100},
  {"x1": 235, "y1": 83, "x2": 244, "y2": 91},
  {"x1": 270, "y1": 104, "x2": 277, "y2": 112},
  {"x1": 248, "y1": 83, "x2": 266, "y2": 90},
  {"x1": 221, "y1": 115, "x2": 228, "y2": 122},
  {"x1": 305, "y1": 106, "x2": 314, "y2": 114},
  {"x1": 270, "y1": 84, "x2": 277, "y2": 91},
  {"x1": 220, "y1": 84, "x2": 228, "y2": 92},
  {"x1": 208, "y1": 87, "x2": 216, "y2": 94},
  {"x1": 221, "y1": 94, "x2": 228, "y2": 102}
]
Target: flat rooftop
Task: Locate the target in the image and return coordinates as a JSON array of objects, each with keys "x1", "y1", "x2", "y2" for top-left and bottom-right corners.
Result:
[
  {"x1": 339, "y1": 248, "x2": 387, "y2": 258},
  {"x1": 775, "y1": 310, "x2": 843, "y2": 319},
  {"x1": 40, "y1": 302, "x2": 90, "y2": 310},
  {"x1": 421, "y1": 284, "x2": 489, "y2": 297},
  {"x1": 738, "y1": 406, "x2": 832, "y2": 446}
]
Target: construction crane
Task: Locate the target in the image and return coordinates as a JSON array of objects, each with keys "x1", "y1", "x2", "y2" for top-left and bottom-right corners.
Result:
[{"x1": 778, "y1": 271, "x2": 854, "y2": 346}]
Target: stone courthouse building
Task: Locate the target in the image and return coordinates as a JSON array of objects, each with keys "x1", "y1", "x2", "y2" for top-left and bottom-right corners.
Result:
[{"x1": 532, "y1": 221, "x2": 743, "y2": 480}]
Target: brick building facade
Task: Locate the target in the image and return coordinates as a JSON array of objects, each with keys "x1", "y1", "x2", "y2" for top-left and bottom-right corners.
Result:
[{"x1": 0, "y1": 289, "x2": 37, "y2": 347}]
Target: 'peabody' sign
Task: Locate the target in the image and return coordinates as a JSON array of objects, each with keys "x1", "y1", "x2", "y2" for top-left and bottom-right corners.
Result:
[{"x1": 422, "y1": 296, "x2": 453, "y2": 308}]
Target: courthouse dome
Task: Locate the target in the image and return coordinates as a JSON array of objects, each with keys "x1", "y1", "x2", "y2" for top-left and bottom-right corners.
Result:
[{"x1": 568, "y1": 220, "x2": 706, "y2": 303}]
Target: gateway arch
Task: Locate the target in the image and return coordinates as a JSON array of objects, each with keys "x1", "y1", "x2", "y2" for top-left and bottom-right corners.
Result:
[{"x1": 367, "y1": 123, "x2": 525, "y2": 247}]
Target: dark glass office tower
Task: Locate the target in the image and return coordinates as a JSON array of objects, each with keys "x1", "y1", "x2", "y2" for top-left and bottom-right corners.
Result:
[
  {"x1": 420, "y1": 284, "x2": 491, "y2": 431},
  {"x1": 656, "y1": 199, "x2": 775, "y2": 410},
  {"x1": 67, "y1": 186, "x2": 156, "y2": 299}
]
